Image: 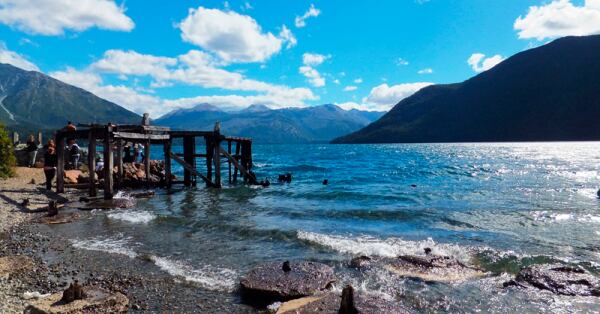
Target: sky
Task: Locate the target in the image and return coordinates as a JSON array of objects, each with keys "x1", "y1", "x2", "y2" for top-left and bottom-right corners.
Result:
[{"x1": 0, "y1": 0, "x2": 599, "y2": 117}]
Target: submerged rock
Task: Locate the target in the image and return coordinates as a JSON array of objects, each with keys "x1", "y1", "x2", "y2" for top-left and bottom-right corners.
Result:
[
  {"x1": 24, "y1": 286, "x2": 128, "y2": 314},
  {"x1": 275, "y1": 285, "x2": 410, "y2": 314},
  {"x1": 349, "y1": 256, "x2": 372, "y2": 270},
  {"x1": 504, "y1": 264, "x2": 600, "y2": 296},
  {"x1": 240, "y1": 261, "x2": 335, "y2": 302},
  {"x1": 385, "y1": 250, "x2": 485, "y2": 282}
]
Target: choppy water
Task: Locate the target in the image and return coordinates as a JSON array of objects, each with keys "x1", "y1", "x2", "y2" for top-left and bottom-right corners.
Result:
[{"x1": 61, "y1": 143, "x2": 600, "y2": 312}]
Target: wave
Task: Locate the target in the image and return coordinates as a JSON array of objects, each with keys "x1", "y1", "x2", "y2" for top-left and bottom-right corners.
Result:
[
  {"x1": 71, "y1": 236, "x2": 237, "y2": 292},
  {"x1": 530, "y1": 211, "x2": 600, "y2": 223},
  {"x1": 297, "y1": 231, "x2": 471, "y2": 261},
  {"x1": 107, "y1": 210, "x2": 156, "y2": 224}
]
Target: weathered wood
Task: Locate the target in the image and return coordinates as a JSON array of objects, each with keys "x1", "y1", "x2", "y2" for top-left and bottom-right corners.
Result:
[
  {"x1": 233, "y1": 141, "x2": 241, "y2": 183},
  {"x1": 87, "y1": 132, "x2": 96, "y2": 197},
  {"x1": 214, "y1": 141, "x2": 222, "y2": 188},
  {"x1": 112, "y1": 132, "x2": 169, "y2": 140},
  {"x1": 164, "y1": 140, "x2": 172, "y2": 189},
  {"x1": 170, "y1": 152, "x2": 215, "y2": 187},
  {"x1": 183, "y1": 136, "x2": 195, "y2": 187},
  {"x1": 144, "y1": 140, "x2": 150, "y2": 189},
  {"x1": 205, "y1": 139, "x2": 213, "y2": 186},
  {"x1": 103, "y1": 125, "x2": 114, "y2": 200},
  {"x1": 116, "y1": 139, "x2": 123, "y2": 189},
  {"x1": 56, "y1": 135, "x2": 65, "y2": 193},
  {"x1": 228, "y1": 140, "x2": 232, "y2": 184},
  {"x1": 220, "y1": 147, "x2": 258, "y2": 184}
]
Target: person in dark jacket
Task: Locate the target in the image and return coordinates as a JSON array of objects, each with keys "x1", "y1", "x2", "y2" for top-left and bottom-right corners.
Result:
[
  {"x1": 26, "y1": 134, "x2": 38, "y2": 167},
  {"x1": 43, "y1": 145, "x2": 57, "y2": 190}
]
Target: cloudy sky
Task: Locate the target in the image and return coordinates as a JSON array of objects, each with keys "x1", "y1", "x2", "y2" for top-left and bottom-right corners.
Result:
[{"x1": 0, "y1": 0, "x2": 599, "y2": 117}]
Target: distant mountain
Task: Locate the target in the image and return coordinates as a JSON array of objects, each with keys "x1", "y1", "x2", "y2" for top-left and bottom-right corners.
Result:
[
  {"x1": 333, "y1": 35, "x2": 600, "y2": 143},
  {"x1": 155, "y1": 104, "x2": 385, "y2": 143},
  {"x1": 0, "y1": 63, "x2": 139, "y2": 132}
]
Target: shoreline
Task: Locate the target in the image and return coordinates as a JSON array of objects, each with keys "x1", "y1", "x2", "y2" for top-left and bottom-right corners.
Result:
[{"x1": 0, "y1": 167, "x2": 255, "y2": 313}]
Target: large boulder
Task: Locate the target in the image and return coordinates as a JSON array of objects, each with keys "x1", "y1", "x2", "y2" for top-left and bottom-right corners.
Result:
[
  {"x1": 385, "y1": 250, "x2": 485, "y2": 283},
  {"x1": 240, "y1": 261, "x2": 335, "y2": 302},
  {"x1": 504, "y1": 264, "x2": 600, "y2": 296}
]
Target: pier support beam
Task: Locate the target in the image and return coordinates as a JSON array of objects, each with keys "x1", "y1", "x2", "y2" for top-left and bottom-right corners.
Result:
[
  {"x1": 116, "y1": 139, "x2": 123, "y2": 190},
  {"x1": 183, "y1": 136, "x2": 196, "y2": 187},
  {"x1": 56, "y1": 135, "x2": 65, "y2": 193},
  {"x1": 144, "y1": 140, "x2": 150, "y2": 190},
  {"x1": 103, "y1": 125, "x2": 114, "y2": 200},
  {"x1": 88, "y1": 132, "x2": 96, "y2": 197},
  {"x1": 163, "y1": 139, "x2": 172, "y2": 189}
]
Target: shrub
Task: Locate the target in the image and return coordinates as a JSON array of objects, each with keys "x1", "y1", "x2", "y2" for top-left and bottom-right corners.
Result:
[{"x1": 0, "y1": 123, "x2": 16, "y2": 178}]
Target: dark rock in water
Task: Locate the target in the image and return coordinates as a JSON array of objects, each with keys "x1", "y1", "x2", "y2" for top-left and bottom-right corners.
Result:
[
  {"x1": 80, "y1": 197, "x2": 136, "y2": 210},
  {"x1": 61, "y1": 280, "x2": 86, "y2": 303},
  {"x1": 282, "y1": 261, "x2": 291, "y2": 272},
  {"x1": 275, "y1": 288, "x2": 410, "y2": 314},
  {"x1": 349, "y1": 256, "x2": 372, "y2": 270},
  {"x1": 386, "y1": 251, "x2": 485, "y2": 282},
  {"x1": 240, "y1": 261, "x2": 335, "y2": 303},
  {"x1": 504, "y1": 264, "x2": 600, "y2": 296}
]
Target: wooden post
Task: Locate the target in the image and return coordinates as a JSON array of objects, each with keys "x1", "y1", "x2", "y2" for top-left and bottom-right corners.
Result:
[
  {"x1": 144, "y1": 140, "x2": 150, "y2": 189},
  {"x1": 233, "y1": 141, "x2": 240, "y2": 183},
  {"x1": 183, "y1": 136, "x2": 195, "y2": 187},
  {"x1": 163, "y1": 139, "x2": 172, "y2": 189},
  {"x1": 88, "y1": 131, "x2": 96, "y2": 197},
  {"x1": 116, "y1": 139, "x2": 123, "y2": 190},
  {"x1": 56, "y1": 134, "x2": 65, "y2": 193},
  {"x1": 227, "y1": 140, "x2": 232, "y2": 184},
  {"x1": 103, "y1": 125, "x2": 114, "y2": 200},
  {"x1": 205, "y1": 137, "x2": 213, "y2": 186},
  {"x1": 213, "y1": 124, "x2": 221, "y2": 188}
]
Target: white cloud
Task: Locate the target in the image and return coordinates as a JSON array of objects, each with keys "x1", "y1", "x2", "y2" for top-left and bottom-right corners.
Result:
[
  {"x1": 302, "y1": 53, "x2": 329, "y2": 66},
  {"x1": 343, "y1": 86, "x2": 357, "y2": 92},
  {"x1": 299, "y1": 52, "x2": 329, "y2": 87},
  {"x1": 279, "y1": 25, "x2": 297, "y2": 49},
  {"x1": 0, "y1": 0, "x2": 134, "y2": 35},
  {"x1": 333, "y1": 79, "x2": 340, "y2": 85},
  {"x1": 92, "y1": 49, "x2": 177, "y2": 78},
  {"x1": 364, "y1": 83, "x2": 432, "y2": 109},
  {"x1": 418, "y1": 68, "x2": 433, "y2": 74},
  {"x1": 467, "y1": 53, "x2": 504, "y2": 73},
  {"x1": 515, "y1": 0, "x2": 600, "y2": 40},
  {"x1": 295, "y1": 4, "x2": 320, "y2": 28},
  {"x1": 353, "y1": 78, "x2": 363, "y2": 84},
  {"x1": 396, "y1": 58, "x2": 409, "y2": 66},
  {"x1": 179, "y1": 7, "x2": 283, "y2": 63},
  {"x1": 0, "y1": 42, "x2": 38, "y2": 71}
]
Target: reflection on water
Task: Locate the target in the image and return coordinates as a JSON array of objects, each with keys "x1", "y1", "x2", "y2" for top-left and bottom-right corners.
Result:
[{"x1": 56, "y1": 143, "x2": 600, "y2": 312}]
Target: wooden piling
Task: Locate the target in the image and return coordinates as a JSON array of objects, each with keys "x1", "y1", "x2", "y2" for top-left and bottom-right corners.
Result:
[
  {"x1": 144, "y1": 140, "x2": 150, "y2": 189},
  {"x1": 163, "y1": 139, "x2": 172, "y2": 189},
  {"x1": 56, "y1": 134, "x2": 65, "y2": 193},
  {"x1": 183, "y1": 136, "x2": 196, "y2": 187},
  {"x1": 205, "y1": 137, "x2": 213, "y2": 186},
  {"x1": 116, "y1": 139, "x2": 123, "y2": 189},
  {"x1": 227, "y1": 140, "x2": 232, "y2": 183},
  {"x1": 233, "y1": 141, "x2": 240, "y2": 183},
  {"x1": 103, "y1": 125, "x2": 114, "y2": 200},
  {"x1": 87, "y1": 131, "x2": 96, "y2": 197},
  {"x1": 213, "y1": 126, "x2": 222, "y2": 188}
]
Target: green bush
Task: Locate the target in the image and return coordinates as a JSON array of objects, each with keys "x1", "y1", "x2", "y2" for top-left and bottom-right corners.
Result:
[{"x1": 0, "y1": 123, "x2": 16, "y2": 178}]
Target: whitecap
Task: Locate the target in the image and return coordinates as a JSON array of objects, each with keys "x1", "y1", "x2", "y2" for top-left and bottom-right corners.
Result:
[
  {"x1": 150, "y1": 256, "x2": 238, "y2": 292},
  {"x1": 297, "y1": 231, "x2": 471, "y2": 261},
  {"x1": 108, "y1": 210, "x2": 156, "y2": 224},
  {"x1": 70, "y1": 236, "x2": 138, "y2": 258}
]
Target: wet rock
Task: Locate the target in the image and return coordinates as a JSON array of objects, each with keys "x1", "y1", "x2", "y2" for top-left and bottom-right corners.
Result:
[
  {"x1": 240, "y1": 261, "x2": 335, "y2": 303},
  {"x1": 24, "y1": 287, "x2": 129, "y2": 314},
  {"x1": 60, "y1": 281, "x2": 86, "y2": 303},
  {"x1": 78, "y1": 197, "x2": 136, "y2": 210},
  {"x1": 385, "y1": 251, "x2": 485, "y2": 283},
  {"x1": 275, "y1": 286, "x2": 410, "y2": 314},
  {"x1": 349, "y1": 256, "x2": 372, "y2": 270},
  {"x1": 504, "y1": 264, "x2": 600, "y2": 296}
]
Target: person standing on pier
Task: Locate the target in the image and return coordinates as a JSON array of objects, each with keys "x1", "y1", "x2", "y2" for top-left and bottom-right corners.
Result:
[{"x1": 43, "y1": 144, "x2": 57, "y2": 190}]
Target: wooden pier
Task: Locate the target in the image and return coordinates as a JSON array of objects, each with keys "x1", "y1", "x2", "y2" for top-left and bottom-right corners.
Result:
[{"x1": 55, "y1": 120, "x2": 258, "y2": 200}]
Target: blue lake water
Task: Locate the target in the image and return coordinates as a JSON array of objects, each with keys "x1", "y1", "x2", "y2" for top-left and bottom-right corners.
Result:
[{"x1": 66, "y1": 143, "x2": 600, "y2": 312}]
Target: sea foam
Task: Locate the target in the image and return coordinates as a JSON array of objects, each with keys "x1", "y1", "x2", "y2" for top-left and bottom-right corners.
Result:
[
  {"x1": 70, "y1": 236, "x2": 138, "y2": 258},
  {"x1": 107, "y1": 210, "x2": 156, "y2": 224}
]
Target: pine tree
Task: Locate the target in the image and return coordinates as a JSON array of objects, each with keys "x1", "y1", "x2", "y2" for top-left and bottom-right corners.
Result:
[{"x1": 0, "y1": 123, "x2": 16, "y2": 178}]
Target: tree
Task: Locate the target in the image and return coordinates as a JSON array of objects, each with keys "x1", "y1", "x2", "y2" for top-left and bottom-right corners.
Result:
[{"x1": 0, "y1": 123, "x2": 16, "y2": 178}]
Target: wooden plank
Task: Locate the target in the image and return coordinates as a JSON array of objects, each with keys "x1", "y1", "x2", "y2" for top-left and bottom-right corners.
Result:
[
  {"x1": 112, "y1": 132, "x2": 169, "y2": 140},
  {"x1": 56, "y1": 135, "x2": 65, "y2": 193},
  {"x1": 103, "y1": 125, "x2": 114, "y2": 200},
  {"x1": 219, "y1": 147, "x2": 258, "y2": 185},
  {"x1": 227, "y1": 140, "x2": 232, "y2": 184},
  {"x1": 88, "y1": 132, "x2": 96, "y2": 197},
  {"x1": 170, "y1": 152, "x2": 215, "y2": 187},
  {"x1": 164, "y1": 140, "x2": 172, "y2": 189},
  {"x1": 214, "y1": 141, "x2": 221, "y2": 188},
  {"x1": 183, "y1": 136, "x2": 195, "y2": 187},
  {"x1": 144, "y1": 140, "x2": 150, "y2": 189},
  {"x1": 233, "y1": 141, "x2": 240, "y2": 183},
  {"x1": 116, "y1": 139, "x2": 123, "y2": 190},
  {"x1": 205, "y1": 138, "x2": 213, "y2": 186},
  {"x1": 169, "y1": 130, "x2": 213, "y2": 138}
]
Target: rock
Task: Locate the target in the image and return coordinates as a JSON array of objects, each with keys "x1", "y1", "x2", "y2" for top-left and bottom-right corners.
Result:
[
  {"x1": 349, "y1": 256, "x2": 372, "y2": 270},
  {"x1": 275, "y1": 288, "x2": 410, "y2": 314},
  {"x1": 64, "y1": 170, "x2": 82, "y2": 184},
  {"x1": 504, "y1": 264, "x2": 600, "y2": 296},
  {"x1": 24, "y1": 287, "x2": 128, "y2": 314},
  {"x1": 60, "y1": 281, "x2": 85, "y2": 303},
  {"x1": 0, "y1": 255, "x2": 34, "y2": 277},
  {"x1": 80, "y1": 197, "x2": 136, "y2": 210},
  {"x1": 240, "y1": 261, "x2": 335, "y2": 302},
  {"x1": 385, "y1": 251, "x2": 485, "y2": 283}
]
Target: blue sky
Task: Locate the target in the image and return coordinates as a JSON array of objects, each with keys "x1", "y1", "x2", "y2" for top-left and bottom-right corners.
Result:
[{"x1": 0, "y1": 0, "x2": 598, "y2": 117}]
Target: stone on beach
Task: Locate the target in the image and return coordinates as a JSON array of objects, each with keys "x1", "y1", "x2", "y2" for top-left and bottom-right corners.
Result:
[
  {"x1": 349, "y1": 256, "x2": 373, "y2": 270},
  {"x1": 240, "y1": 261, "x2": 335, "y2": 301},
  {"x1": 385, "y1": 251, "x2": 485, "y2": 283},
  {"x1": 504, "y1": 264, "x2": 600, "y2": 297},
  {"x1": 24, "y1": 287, "x2": 128, "y2": 314}
]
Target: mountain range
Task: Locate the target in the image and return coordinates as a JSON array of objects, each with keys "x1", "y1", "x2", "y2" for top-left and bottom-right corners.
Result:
[
  {"x1": 155, "y1": 104, "x2": 384, "y2": 143},
  {"x1": 333, "y1": 35, "x2": 600, "y2": 143},
  {"x1": 0, "y1": 63, "x2": 139, "y2": 134}
]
